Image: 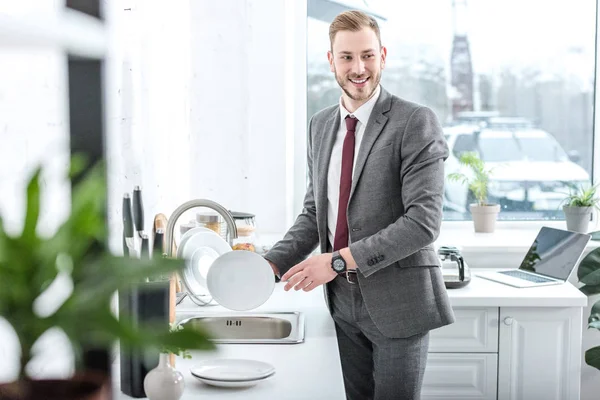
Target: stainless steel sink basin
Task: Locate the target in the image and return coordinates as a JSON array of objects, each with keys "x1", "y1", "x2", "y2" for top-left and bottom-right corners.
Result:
[{"x1": 176, "y1": 311, "x2": 305, "y2": 344}]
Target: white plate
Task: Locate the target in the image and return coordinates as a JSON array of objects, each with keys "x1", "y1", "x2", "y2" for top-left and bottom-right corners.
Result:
[
  {"x1": 177, "y1": 226, "x2": 217, "y2": 255},
  {"x1": 190, "y1": 359, "x2": 275, "y2": 381},
  {"x1": 206, "y1": 251, "x2": 275, "y2": 311},
  {"x1": 190, "y1": 372, "x2": 275, "y2": 388},
  {"x1": 180, "y1": 231, "x2": 232, "y2": 298}
]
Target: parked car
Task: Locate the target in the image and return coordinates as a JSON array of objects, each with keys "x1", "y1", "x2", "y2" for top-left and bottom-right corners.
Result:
[{"x1": 443, "y1": 122, "x2": 590, "y2": 218}]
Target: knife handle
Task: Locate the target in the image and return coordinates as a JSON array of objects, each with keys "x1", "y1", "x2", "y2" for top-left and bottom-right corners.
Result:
[
  {"x1": 133, "y1": 186, "x2": 144, "y2": 233},
  {"x1": 141, "y1": 233, "x2": 150, "y2": 260},
  {"x1": 153, "y1": 228, "x2": 165, "y2": 257},
  {"x1": 123, "y1": 194, "x2": 134, "y2": 238}
]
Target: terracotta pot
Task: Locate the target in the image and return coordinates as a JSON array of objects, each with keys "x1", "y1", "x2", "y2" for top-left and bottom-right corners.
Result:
[{"x1": 0, "y1": 373, "x2": 110, "y2": 400}]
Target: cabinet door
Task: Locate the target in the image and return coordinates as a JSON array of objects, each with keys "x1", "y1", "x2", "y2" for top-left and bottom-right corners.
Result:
[
  {"x1": 498, "y1": 307, "x2": 583, "y2": 400},
  {"x1": 430, "y1": 307, "x2": 499, "y2": 353},
  {"x1": 422, "y1": 353, "x2": 498, "y2": 400}
]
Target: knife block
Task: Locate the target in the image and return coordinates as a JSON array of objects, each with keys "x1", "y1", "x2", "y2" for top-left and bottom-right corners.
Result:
[{"x1": 119, "y1": 280, "x2": 170, "y2": 398}]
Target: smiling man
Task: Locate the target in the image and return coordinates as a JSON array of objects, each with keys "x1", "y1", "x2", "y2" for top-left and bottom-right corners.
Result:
[{"x1": 264, "y1": 10, "x2": 455, "y2": 400}]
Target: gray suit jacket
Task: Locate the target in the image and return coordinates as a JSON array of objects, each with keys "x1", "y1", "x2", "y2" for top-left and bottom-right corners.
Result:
[{"x1": 265, "y1": 87, "x2": 455, "y2": 338}]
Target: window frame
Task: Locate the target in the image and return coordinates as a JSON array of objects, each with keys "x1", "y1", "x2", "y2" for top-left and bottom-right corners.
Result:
[{"x1": 299, "y1": 0, "x2": 600, "y2": 241}]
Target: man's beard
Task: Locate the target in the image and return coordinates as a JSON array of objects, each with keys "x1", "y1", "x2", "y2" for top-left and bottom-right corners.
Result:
[{"x1": 335, "y1": 68, "x2": 381, "y2": 102}]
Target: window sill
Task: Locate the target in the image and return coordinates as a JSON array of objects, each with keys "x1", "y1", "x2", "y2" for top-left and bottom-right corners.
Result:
[
  {"x1": 257, "y1": 220, "x2": 600, "y2": 269},
  {"x1": 438, "y1": 220, "x2": 600, "y2": 254}
]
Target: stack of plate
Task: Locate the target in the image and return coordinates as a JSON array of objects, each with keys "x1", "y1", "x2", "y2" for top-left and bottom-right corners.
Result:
[
  {"x1": 190, "y1": 359, "x2": 276, "y2": 388},
  {"x1": 178, "y1": 227, "x2": 275, "y2": 311},
  {"x1": 177, "y1": 226, "x2": 231, "y2": 303}
]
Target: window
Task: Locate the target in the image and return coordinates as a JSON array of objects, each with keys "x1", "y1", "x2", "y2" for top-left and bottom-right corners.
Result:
[{"x1": 307, "y1": 0, "x2": 597, "y2": 221}]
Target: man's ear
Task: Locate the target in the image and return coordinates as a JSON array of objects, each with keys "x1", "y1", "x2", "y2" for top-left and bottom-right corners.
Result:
[
  {"x1": 380, "y1": 46, "x2": 387, "y2": 69},
  {"x1": 327, "y1": 51, "x2": 335, "y2": 73}
]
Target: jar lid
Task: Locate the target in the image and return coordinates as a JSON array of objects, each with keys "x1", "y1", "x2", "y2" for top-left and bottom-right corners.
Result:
[
  {"x1": 196, "y1": 213, "x2": 220, "y2": 223},
  {"x1": 230, "y1": 211, "x2": 255, "y2": 220}
]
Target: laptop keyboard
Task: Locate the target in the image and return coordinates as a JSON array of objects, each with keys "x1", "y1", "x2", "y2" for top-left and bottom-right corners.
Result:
[{"x1": 499, "y1": 270, "x2": 554, "y2": 283}]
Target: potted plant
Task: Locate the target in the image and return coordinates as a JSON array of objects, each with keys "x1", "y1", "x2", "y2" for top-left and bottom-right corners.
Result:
[
  {"x1": 447, "y1": 151, "x2": 500, "y2": 233},
  {"x1": 577, "y1": 241, "x2": 600, "y2": 372},
  {"x1": 0, "y1": 157, "x2": 213, "y2": 400},
  {"x1": 562, "y1": 183, "x2": 600, "y2": 233}
]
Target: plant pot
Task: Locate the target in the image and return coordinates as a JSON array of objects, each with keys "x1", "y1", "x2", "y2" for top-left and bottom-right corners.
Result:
[
  {"x1": 469, "y1": 204, "x2": 500, "y2": 233},
  {"x1": 0, "y1": 373, "x2": 109, "y2": 400},
  {"x1": 143, "y1": 353, "x2": 185, "y2": 400},
  {"x1": 563, "y1": 206, "x2": 593, "y2": 233}
]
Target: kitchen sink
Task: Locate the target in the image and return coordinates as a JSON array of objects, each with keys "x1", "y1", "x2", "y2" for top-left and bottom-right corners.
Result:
[{"x1": 176, "y1": 311, "x2": 305, "y2": 344}]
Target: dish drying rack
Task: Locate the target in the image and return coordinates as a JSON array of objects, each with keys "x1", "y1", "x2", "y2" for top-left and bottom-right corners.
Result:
[{"x1": 164, "y1": 199, "x2": 238, "y2": 306}]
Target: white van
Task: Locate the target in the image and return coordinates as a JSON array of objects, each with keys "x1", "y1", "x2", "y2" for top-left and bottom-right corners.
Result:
[{"x1": 443, "y1": 123, "x2": 590, "y2": 218}]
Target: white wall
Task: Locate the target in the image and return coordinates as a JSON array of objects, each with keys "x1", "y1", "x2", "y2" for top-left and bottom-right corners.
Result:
[
  {"x1": 186, "y1": 0, "x2": 306, "y2": 235},
  {"x1": 106, "y1": 0, "x2": 307, "y2": 253}
]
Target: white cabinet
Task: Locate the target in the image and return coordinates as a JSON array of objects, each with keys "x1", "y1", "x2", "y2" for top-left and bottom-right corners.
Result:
[
  {"x1": 429, "y1": 307, "x2": 499, "y2": 353},
  {"x1": 423, "y1": 306, "x2": 583, "y2": 400},
  {"x1": 424, "y1": 308, "x2": 499, "y2": 400},
  {"x1": 497, "y1": 307, "x2": 583, "y2": 400},
  {"x1": 422, "y1": 353, "x2": 498, "y2": 400}
]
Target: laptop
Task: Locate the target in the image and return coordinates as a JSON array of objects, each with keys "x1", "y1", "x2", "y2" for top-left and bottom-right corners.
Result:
[{"x1": 475, "y1": 227, "x2": 591, "y2": 288}]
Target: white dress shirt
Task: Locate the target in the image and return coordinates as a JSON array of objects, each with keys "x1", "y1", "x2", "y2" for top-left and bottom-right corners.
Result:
[{"x1": 327, "y1": 85, "x2": 381, "y2": 248}]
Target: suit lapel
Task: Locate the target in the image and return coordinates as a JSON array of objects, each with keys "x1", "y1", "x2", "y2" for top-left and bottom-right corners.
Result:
[
  {"x1": 349, "y1": 88, "x2": 392, "y2": 200},
  {"x1": 316, "y1": 109, "x2": 340, "y2": 249}
]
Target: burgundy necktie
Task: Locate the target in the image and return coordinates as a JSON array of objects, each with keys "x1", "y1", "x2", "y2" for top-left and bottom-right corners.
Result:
[{"x1": 333, "y1": 115, "x2": 358, "y2": 251}]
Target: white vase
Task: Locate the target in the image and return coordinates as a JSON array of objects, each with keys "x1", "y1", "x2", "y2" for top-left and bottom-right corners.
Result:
[{"x1": 143, "y1": 353, "x2": 185, "y2": 400}]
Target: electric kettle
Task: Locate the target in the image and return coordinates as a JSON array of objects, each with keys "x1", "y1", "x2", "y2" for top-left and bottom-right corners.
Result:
[{"x1": 438, "y1": 246, "x2": 471, "y2": 289}]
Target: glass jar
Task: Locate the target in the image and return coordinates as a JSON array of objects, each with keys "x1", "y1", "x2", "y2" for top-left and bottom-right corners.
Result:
[
  {"x1": 196, "y1": 212, "x2": 221, "y2": 235},
  {"x1": 229, "y1": 211, "x2": 257, "y2": 251},
  {"x1": 232, "y1": 225, "x2": 256, "y2": 252}
]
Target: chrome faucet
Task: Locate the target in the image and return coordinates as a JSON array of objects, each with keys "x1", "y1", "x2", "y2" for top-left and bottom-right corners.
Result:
[{"x1": 164, "y1": 199, "x2": 238, "y2": 306}]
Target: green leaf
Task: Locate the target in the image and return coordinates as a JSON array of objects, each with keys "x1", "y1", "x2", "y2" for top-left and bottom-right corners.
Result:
[
  {"x1": 580, "y1": 284, "x2": 600, "y2": 296},
  {"x1": 563, "y1": 183, "x2": 600, "y2": 209},
  {"x1": 21, "y1": 168, "x2": 42, "y2": 243},
  {"x1": 58, "y1": 306, "x2": 214, "y2": 353},
  {"x1": 586, "y1": 346, "x2": 600, "y2": 371},
  {"x1": 589, "y1": 320, "x2": 600, "y2": 330},
  {"x1": 68, "y1": 256, "x2": 185, "y2": 306},
  {"x1": 447, "y1": 151, "x2": 493, "y2": 205},
  {"x1": 0, "y1": 156, "x2": 217, "y2": 377},
  {"x1": 590, "y1": 300, "x2": 600, "y2": 319},
  {"x1": 578, "y1": 247, "x2": 600, "y2": 285}
]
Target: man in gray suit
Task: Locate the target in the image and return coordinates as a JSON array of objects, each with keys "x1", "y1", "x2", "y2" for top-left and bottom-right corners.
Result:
[{"x1": 264, "y1": 10, "x2": 454, "y2": 400}]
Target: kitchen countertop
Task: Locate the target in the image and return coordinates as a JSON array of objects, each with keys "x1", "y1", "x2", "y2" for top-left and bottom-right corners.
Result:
[
  {"x1": 113, "y1": 283, "x2": 346, "y2": 400},
  {"x1": 445, "y1": 273, "x2": 587, "y2": 307},
  {"x1": 113, "y1": 272, "x2": 587, "y2": 399}
]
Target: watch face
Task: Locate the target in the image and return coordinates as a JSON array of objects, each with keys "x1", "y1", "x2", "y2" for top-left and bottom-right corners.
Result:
[{"x1": 333, "y1": 258, "x2": 345, "y2": 272}]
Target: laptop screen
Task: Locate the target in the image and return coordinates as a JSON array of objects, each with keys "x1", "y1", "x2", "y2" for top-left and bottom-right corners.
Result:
[{"x1": 518, "y1": 227, "x2": 591, "y2": 280}]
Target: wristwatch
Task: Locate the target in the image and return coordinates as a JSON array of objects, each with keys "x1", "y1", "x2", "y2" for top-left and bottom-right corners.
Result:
[{"x1": 331, "y1": 251, "x2": 347, "y2": 274}]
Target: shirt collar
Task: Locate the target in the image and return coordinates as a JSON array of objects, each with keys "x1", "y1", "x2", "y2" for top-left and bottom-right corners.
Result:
[{"x1": 339, "y1": 85, "x2": 381, "y2": 127}]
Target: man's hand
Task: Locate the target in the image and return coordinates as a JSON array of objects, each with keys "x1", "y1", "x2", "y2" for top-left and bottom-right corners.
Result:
[{"x1": 281, "y1": 253, "x2": 337, "y2": 292}]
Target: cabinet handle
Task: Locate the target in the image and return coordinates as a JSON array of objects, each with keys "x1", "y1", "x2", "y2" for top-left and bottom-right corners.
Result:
[{"x1": 504, "y1": 317, "x2": 514, "y2": 326}]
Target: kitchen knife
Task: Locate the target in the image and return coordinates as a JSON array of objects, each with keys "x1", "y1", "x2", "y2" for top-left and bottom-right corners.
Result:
[
  {"x1": 132, "y1": 186, "x2": 144, "y2": 238},
  {"x1": 153, "y1": 228, "x2": 164, "y2": 258},
  {"x1": 123, "y1": 194, "x2": 135, "y2": 257},
  {"x1": 141, "y1": 233, "x2": 150, "y2": 260}
]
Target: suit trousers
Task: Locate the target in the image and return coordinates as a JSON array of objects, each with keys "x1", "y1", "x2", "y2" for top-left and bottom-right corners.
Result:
[{"x1": 328, "y1": 275, "x2": 429, "y2": 400}]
